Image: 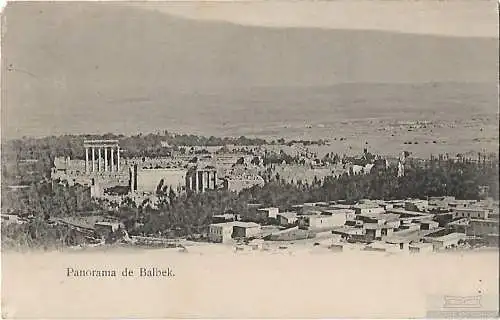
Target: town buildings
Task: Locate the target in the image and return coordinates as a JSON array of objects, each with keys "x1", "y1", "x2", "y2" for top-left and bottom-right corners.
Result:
[
  {"x1": 232, "y1": 222, "x2": 261, "y2": 239},
  {"x1": 468, "y1": 219, "x2": 499, "y2": 236},
  {"x1": 94, "y1": 221, "x2": 122, "y2": 239},
  {"x1": 50, "y1": 137, "x2": 403, "y2": 204},
  {"x1": 47, "y1": 140, "x2": 499, "y2": 252},
  {"x1": 208, "y1": 222, "x2": 236, "y2": 243},
  {"x1": 208, "y1": 221, "x2": 261, "y2": 243},
  {"x1": 408, "y1": 242, "x2": 434, "y2": 254},
  {"x1": 277, "y1": 212, "x2": 298, "y2": 226},
  {"x1": 205, "y1": 193, "x2": 498, "y2": 251},
  {"x1": 257, "y1": 207, "x2": 279, "y2": 221},
  {"x1": 454, "y1": 208, "x2": 489, "y2": 220},
  {"x1": 352, "y1": 203, "x2": 386, "y2": 215},
  {"x1": 212, "y1": 213, "x2": 241, "y2": 223},
  {"x1": 404, "y1": 199, "x2": 429, "y2": 212},
  {"x1": 298, "y1": 213, "x2": 347, "y2": 231},
  {"x1": 129, "y1": 166, "x2": 187, "y2": 195},
  {"x1": 423, "y1": 233, "x2": 467, "y2": 251},
  {"x1": 222, "y1": 174, "x2": 265, "y2": 193},
  {"x1": 51, "y1": 140, "x2": 272, "y2": 204}
]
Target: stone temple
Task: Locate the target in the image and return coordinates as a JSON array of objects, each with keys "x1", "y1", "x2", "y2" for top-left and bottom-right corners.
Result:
[
  {"x1": 83, "y1": 139, "x2": 121, "y2": 173},
  {"x1": 51, "y1": 139, "x2": 225, "y2": 199}
]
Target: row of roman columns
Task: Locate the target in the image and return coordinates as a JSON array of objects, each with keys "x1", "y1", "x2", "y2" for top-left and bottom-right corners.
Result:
[
  {"x1": 187, "y1": 169, "x2": 217, "y2": 192},
  {"x1": 85, "y1": 146, "x2": 120, "y2": 173}
]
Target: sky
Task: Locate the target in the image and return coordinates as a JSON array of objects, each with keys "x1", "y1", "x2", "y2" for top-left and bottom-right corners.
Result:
[
  {"x1": 1, "y1": 1, "x2": 499, "y2": 139},
  {"x1": 133, "y1": 1, "x2": 499, "y2": 38}
]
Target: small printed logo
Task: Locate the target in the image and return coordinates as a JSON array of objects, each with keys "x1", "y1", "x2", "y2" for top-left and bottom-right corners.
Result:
[
  {"x1": 442, "y1": 295, "x2": 482, "y2": 309},
  {"x1": 426, "y1": 294, "x2": 499, "y2": 319}
]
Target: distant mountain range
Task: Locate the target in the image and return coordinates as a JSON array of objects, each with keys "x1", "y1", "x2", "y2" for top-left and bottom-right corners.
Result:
[{"x1": 2, "y1": 3, "x2": 498, "y2": 138}]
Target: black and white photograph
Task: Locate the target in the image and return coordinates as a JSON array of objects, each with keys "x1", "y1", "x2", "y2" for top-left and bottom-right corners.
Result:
[{"x1": 1, "y1": 1, "x2": 499, "y2": 318}]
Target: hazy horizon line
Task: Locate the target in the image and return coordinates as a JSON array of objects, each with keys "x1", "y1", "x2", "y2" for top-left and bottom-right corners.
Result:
[{"x1": 3, "y1": 1, "x2": 499, "y2": 39}]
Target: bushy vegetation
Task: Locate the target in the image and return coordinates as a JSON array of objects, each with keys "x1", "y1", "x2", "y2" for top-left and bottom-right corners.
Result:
[
  {"x1": 1, "y1": 132, "x2": 269, "y2": 185},
  {"x1": 1, "y1": 133, "x2": 330, "y2": 186},
  {"x1": 1, "y1": 133, "x2": 498, "y2": 244},
  {"x1": 122, "y1": 158, "x2": 498, "y2": 237},
  {"x1": 3, "y1": 157, "x2": 499, "y2": 240},
  {"x1": 1, "y1": 219, "x2": 86, "y2": 250},
  {"x1": 1, "y1": 182, "x2": 99, "y2": 218}
]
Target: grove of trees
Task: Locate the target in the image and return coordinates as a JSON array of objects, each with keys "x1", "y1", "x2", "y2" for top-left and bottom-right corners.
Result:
[
  {"x1": 2, "y1": 133, "x2": 498, "y2": 246},
  {"x1": 119, "y1": 157, "x2": 498, "y2": 237}
]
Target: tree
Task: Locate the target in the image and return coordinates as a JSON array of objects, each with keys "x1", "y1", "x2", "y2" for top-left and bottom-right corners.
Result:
[
  {"x1": 156, "y1": 179, "x2": 165, "y2": 195},
  {"x1": 168, "y1": 187, "x2": 177, "y2": 204}
]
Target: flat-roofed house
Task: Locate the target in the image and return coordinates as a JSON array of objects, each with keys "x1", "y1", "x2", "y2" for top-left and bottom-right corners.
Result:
[
  {"x1": 331, "y1": 226, "x2": 365, "y2": 242},
  {"x1": 423, "y1": 232, "x2": 467, "y2": 251},
  {"x1": 356, "y1": 213, "x2": 401, "y2": 229},
  {"x1": 232, "y1": 222, "x2": 262, "y2": 239},
  {"x1": 454, "y1": 208, "x2": 489, "y2": 220},
  {"x1": 385, "y1": 200, "x2": 406, "y2": 209},
  {"x1": 468, "y1": 219, "x2": 499, "y2": 237},
  {"x1": 94, "y1": 221, "x2": 122, "y2": 238},
  {"x1": 277, "y1": 212, "x2": 298, "y2": 226},
  {"x1": 1, "y1": 214, "x2": 24, "y2": 225},
  {"x1": 265, "y1": 226, "x2": 315, "y2": 241},
  {"x1": 321, "y1": 209, "x2": 356, "y2": 220},
  {"x1": 428, "y1": 196, "x2": 456, "y2": 208},
  {"x1": 447, "y1": 218, "x2": 470, "y2": 234},
  {"x1": 209, "y1": 222, "x2": 236, "y2": 243},
  {"x1": 404, "y1": 199, "x2": 429, "y2": 212},
  {"x1": 362, "y1": 223, "x2": 392, "y2": 242},
  {"x1": 352, "y1": 204, "x2": 385, "y2": 215},
  {"x1": 409, "y1": 242, "x2": 434, "y2": 254},
  {"x1": 399, "y1": 221, "x2": 421, "y2": 232},
  {"x1": 295, "y1": 202, "x2": 329, "y2": 215},
  {"x1": 257, "y1": 207, "x2": 279, "y2": 220},
  {"x1": 384, "y1": 236, "x2": 413, "y2": 251},
  {"x1": 419, "y1": 220, "x2": 440, "y2": 230},
  {"x1": 299, "y1": 214, "x2": 347, "y2": 231},
  {"x1": 365, "y1": 240, "x2": 410, "y2": 253},
  {"x1": 212, "y1": 213, "x2": 241, "y2": 223},
  {"x1": 363, "y1": 241, "x2": 397, "y2": 253}
]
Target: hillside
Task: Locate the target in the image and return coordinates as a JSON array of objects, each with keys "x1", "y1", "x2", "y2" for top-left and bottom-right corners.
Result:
[{"x1": 1, "y1": 3, "x2": 498, "y2": 138}]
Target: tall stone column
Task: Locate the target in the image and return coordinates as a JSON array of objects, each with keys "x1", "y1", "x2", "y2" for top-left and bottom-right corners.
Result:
[
  {"x1": 91, "y1": 147, "x2": 96, "y2": 172},
  {"x1": 129, "y1": 166, "x2": 135, "y2": 193},
  {"x1": 85, "y1": 147, "x2": 89, "y2": 173},
  {"x1": 201, "y1": 170, "x2": 205, "y2": 192},
  {"x1": 110, "y1": 148, "x2": 114, "y2": 172},
  {"x1": 117, "y1": 147, "x2": 120, "y2": 172},
  {"x1": 98, "y1": 148, "x2": 102, "y2": 172},
  {"x1": 104, "y1": 147, "x2": 108, "y2": 172},
  {"x1": 195, "y1": 170, "x2": 199, "y2": 192},
  {"x1": 205, "y1": 171, "x2": 210, "y2": 190}
]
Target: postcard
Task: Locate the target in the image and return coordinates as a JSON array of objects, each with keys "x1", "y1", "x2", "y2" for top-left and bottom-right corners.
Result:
[{"x1": 1, "y1": 1, "x2": 499, "y2": 319}]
